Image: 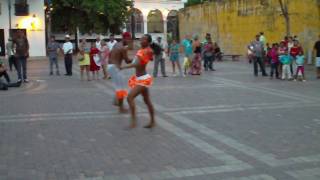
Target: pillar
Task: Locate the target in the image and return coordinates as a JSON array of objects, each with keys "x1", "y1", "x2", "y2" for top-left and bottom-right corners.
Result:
[
  {"x1": 163, "y1": 19, "x2": 168, "y2": 45},
  {"x1": 144, "y1": 20, "x2": 148, "y2": 34}
]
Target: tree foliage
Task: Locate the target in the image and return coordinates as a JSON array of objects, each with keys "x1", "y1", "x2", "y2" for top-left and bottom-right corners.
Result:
[
  {"x1": 185, "y1": 0, "x2": 217, "y2": 7},
  {"x1": 51, "y1": 0, "x2": 132, "y2": 34}
]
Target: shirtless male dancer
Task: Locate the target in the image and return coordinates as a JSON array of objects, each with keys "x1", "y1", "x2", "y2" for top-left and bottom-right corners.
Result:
[
  {"x1": 108, "y1": 32, "x2": 132, "y2": 113},
  {"x1": 120, "y1": 34, "x2": 155, "y2": 129}
]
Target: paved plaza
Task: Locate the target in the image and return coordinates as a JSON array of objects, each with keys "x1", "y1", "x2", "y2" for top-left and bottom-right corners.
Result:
[{"x1": 1, "y1": 57, "x2": 320, "y2": 180}]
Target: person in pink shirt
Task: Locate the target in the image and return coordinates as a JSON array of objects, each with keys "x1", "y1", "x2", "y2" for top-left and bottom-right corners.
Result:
[
  {"x1": 269, "y1": 43, "x2": 280, "y2": 79},
  {"x1": 100, "y1": 40, "x2": 110, "y2": 79}
]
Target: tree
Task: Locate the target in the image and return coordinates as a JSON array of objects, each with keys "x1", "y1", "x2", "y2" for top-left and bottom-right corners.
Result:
[
  {"x1": 278, "y1": 0, "x2": 290, "y2": 36},
  {"x1": 51, "y1": 0, "x2": 132, "y2": 34}
]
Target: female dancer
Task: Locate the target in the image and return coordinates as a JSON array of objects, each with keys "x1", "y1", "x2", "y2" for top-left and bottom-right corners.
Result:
[{"x1": 120, "y1": 34, "x2": 155, "y2": 129}]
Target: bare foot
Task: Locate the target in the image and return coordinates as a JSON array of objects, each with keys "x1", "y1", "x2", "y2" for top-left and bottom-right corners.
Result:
[
  {"x1": 113, "y1": 100, "x2": 119, "y2": 106},
  {"x1": 130, "y1": 121, "x2": 137, "y2": 129},
  {"x1": 144, "y1": 122, "x2": 155, "y2": 129},
  {"x1": 119, "y1": 108, "x2": 129, "y2": 114},
  {"x1": 103, "y1": 76, "x2": 109, "y2": 80}
]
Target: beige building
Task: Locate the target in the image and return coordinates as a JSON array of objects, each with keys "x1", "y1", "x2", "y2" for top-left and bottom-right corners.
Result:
[
  {"x1": 125, "y1": 0, "x2": 185, "y2": 41},
  {"x1": 0, "y1": 0, "x2": 46, "y2": 57}
]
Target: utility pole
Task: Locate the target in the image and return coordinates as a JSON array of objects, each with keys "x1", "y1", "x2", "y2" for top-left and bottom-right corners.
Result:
[{"x1": 8, "y1": 0, "x2": 12, "y2": 37}]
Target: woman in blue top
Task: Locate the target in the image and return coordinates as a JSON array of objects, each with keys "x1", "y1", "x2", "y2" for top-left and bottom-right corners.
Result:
[{"x1": 169, "y1": 39, "x2": 182, "y2": 76}]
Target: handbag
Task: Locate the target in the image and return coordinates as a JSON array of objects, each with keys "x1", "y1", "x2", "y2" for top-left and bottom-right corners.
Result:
[
  {"x1": 183, "y1": 57, "x2": 191, "y2": 68},
  {"x1": 93, "y1": 54, "x2": 101, "y2": 67}
]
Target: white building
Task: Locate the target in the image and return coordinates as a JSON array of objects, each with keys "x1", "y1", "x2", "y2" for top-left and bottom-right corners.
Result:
[
  {"x1": 0, "y1": 0, "x2": 46, "y2": 57},
  {"x1": 126, "y1": 0, "x2": 185, "y2": 42}
]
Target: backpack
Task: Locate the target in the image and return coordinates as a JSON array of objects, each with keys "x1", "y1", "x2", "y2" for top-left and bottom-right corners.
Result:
[{"x1": 150, "y1": 43, "x2": 163, "y2": 55}]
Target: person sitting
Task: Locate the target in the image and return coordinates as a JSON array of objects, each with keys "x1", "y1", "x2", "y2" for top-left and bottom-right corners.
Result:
[
  {"x1": 214, "y1": 42, "x2": 222, "y2": 61},
  {"x1": 0, "y1": 60, "x2": 21, "y2": 90}
]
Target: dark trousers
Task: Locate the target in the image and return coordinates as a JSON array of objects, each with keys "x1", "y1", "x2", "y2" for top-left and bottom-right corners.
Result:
[
  {"x1": 64, "y1": 54, "x2": 73, "y2": 75},
  {"x1": 153, "y1": 54, "x2": 166, "y2": 77},
  {"x1": 253, "y1": 57, "x2": 267, "y2": 76},
  {"x1": 204, "y1": 55, "x2": 214, "y2": 70},
  {"x1": 16, "y1": 56, "x2": 27, "y2": 80},
  {"x1": 270, "y1": 62, "x2": 279, "y2": 78},
  {"x1": 0, "y1": 71, "x2": 10, "y2": 83},
  {"x1": 8, "y1": 55, "x2": 18, "y2": 71}
]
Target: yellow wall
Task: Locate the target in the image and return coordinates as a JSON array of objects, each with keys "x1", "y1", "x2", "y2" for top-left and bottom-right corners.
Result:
[{"x1": 179, "y1": 0, "x2": 320, "y2": 55}]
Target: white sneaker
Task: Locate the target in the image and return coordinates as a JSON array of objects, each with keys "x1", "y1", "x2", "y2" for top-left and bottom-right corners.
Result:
[{"x1": 302, "y1": 79, "x2": 306, "y2": 82}]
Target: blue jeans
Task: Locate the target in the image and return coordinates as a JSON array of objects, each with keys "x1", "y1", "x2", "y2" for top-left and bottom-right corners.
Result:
[
  {"x1": 49, "y1": 57, "x2": 59, "y2": 74},
  {"x1": 16, "y1": 56, "x2": 27, "y2": 80},
  {"x1": 203, "y1": 55, "x2": 214, "y2": 70}
]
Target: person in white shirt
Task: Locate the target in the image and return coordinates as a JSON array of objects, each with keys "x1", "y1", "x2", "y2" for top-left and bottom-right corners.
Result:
[
  {"x1": 62, "y1": 35, "x2": 73, "y2": 76},
  {"x1": 107, "y1": 34, "x2": 117, "y2": 51},
  {"x1": 95, "y1": 36, "x2": 101, "y2": 50}
]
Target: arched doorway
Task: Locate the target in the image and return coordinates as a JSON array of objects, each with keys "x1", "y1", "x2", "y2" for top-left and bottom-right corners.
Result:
[
  {"x1": 167, "y1": 10, "x2": 179, "y2": 42},
  {"x1": 147, "y1": 9, "x2": 164, "y2": 33},
  {"x1": 126, "y1": 8, "x2": 144, "y2": 34}
]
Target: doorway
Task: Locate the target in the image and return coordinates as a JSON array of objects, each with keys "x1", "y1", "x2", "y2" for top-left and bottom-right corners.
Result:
[{"x1": 0, "y1": 29, "x2": 5, "y2": 56}]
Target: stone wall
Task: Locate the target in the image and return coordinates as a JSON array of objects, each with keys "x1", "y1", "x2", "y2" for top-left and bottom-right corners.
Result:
[{"x1": 179, "y1": 0, "x2": 320, "y2": 57}]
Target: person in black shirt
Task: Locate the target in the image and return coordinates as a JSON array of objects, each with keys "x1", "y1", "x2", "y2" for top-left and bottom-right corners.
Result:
[
  {"x1": 0, "y1": 60, "x2": 21, "y2": 90},
  {"x1": 314, "y1": 35, "x2": 320, "y2": 79}
]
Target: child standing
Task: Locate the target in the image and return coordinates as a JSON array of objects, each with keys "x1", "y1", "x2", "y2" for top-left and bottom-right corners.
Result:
[
  {"x1": 269, "y1": 43, "x2": 280, "y2": 79},
  {"x1": 89, "y1": 43, "x2": 100, "y2": 80},
  {"x1": 280, "y1": 50, "x2": 293, "y2": 80},
  {"x1": 169, "y1": 39, "x2": 182, "y2": 76},
  {"x1": 295, "y1": 51, "x2": 306, "y2": 81}
]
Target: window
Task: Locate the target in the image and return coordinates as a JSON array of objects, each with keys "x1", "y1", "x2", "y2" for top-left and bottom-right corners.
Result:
[
  {"x1": 15, "y1": 0, "x2": 29, "y2": 16},
  {"x1": 126, "y1": 9, "x2": 144, "y2": 34},
  {"x1": 15, "y1": 0, "x2": 27, "y2": 5}
]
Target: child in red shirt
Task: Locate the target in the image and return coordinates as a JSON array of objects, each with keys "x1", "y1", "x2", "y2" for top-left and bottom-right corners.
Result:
[{"x1": 89, "y1": 42, "x2": 100, "y2": 80}]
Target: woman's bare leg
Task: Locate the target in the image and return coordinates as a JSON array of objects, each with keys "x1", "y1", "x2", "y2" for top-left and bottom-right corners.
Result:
[
  {"x1": 127, "y1": 86, "x2": 144, "y2": 128},
  {"x1": 92, "y1": 71, "x2": 95, "y2": 80},
  {"x1": 141, "y1": 87, "x2": 155, "y2": 128},
  {"x1": 176, "y1": 61, "x2": 182, "y2": 76},
  {"x1": 102, "y1": 65, "x2": 108, "y2": 79},
  {"x1": 85, "y1": 66, "x2": 90, "y2": 81},
  {"x1": 80, "y1": 66, "x2": 84, "y2": 81},
  {"x1": 96, "y1": 71, "x2": 100, "y2": 80},
  {"x1": 172, "y1": 61, "x2": 176, "y2": 74}
]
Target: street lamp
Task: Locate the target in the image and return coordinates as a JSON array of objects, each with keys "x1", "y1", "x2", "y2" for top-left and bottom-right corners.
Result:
[{"x1": 8, "y1": 0, "x2": 12, "y2": 37}]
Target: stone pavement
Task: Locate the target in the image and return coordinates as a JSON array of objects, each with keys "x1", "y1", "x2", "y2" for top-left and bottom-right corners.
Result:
[{"x1": 0, "y1": 57, "x2": 320, "y2": 180}]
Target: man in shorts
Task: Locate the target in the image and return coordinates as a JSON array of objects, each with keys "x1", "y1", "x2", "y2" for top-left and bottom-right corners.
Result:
[{"x1": 108, "y1": 32, "x2": 132, "y2": 113}]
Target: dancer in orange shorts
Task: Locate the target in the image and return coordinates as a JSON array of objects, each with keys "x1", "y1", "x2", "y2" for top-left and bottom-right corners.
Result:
[{"x1": 120, "y1": 34, "x2": 155, "y2": 128}]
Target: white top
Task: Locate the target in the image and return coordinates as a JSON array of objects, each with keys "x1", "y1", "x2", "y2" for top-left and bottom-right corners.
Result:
[
  {"x1": 96, "y1": 41, "x2": 101, "y2": 51},
  {"x1": 107, "y1": 40, "x2": 117, "y2": 50},
  {"x1": 62, "y1": 42, "x2": 73, "y2": 54}
]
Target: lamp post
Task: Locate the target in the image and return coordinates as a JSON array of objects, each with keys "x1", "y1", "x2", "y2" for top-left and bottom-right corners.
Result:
[{"x1": 8, "y1": 0, "x2": 12, "y2": 37}]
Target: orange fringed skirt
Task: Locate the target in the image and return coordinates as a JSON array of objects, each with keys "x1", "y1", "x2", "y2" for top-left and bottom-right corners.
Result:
[{"x1": 128, "y1": 74, "x2": 153, "y2": 89}]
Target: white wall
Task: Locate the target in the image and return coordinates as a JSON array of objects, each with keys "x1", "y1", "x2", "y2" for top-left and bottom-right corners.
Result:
[{"x1": 0, "y1": 0, "x2": 46, "y2": 57}]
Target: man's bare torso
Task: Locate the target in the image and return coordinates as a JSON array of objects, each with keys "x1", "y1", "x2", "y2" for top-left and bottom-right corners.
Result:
[{"x1": 109, "y1": 42, "x2": 127, "y2": 68}]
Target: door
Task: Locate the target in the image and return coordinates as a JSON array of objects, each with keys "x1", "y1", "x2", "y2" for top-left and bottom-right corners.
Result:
[{"x1": 0, "y1": 29, "x2": 5, "y2": 56}]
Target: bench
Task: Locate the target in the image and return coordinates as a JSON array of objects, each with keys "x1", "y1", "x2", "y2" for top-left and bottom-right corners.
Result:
[{"x1": 222, "y1": 54, "x2": 241, "y2": 61}]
